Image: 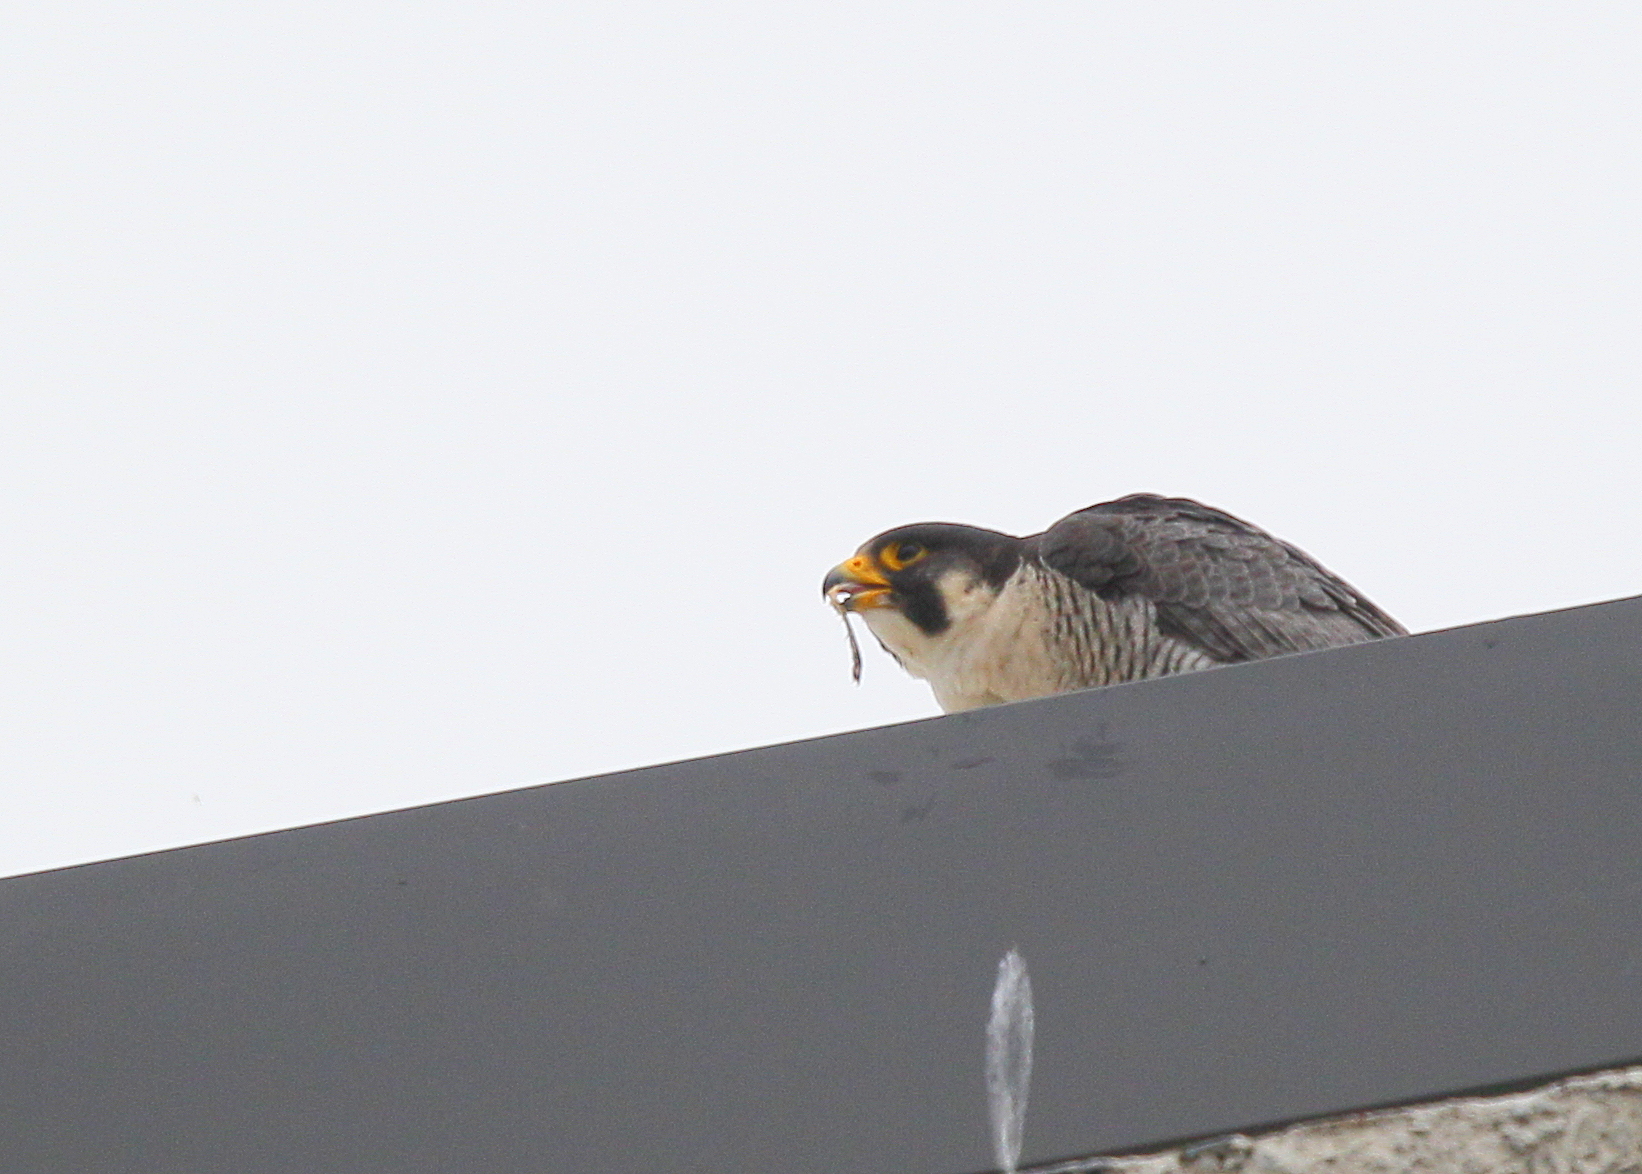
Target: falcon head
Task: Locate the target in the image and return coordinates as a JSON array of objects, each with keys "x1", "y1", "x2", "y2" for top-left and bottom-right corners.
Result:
[{"x1": 822, "y1": 523, "x2": 1021, "y2": 675}]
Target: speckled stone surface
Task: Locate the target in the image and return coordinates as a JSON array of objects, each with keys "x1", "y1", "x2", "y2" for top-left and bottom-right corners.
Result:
[{"x1": 1047, "y1": 1065, "x2": 1642, "y2": 1174}]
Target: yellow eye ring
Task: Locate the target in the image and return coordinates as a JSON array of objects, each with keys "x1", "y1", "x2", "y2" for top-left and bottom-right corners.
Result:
[{"x1": 880, "y1": 542, "x2": 927, "y2": 572}]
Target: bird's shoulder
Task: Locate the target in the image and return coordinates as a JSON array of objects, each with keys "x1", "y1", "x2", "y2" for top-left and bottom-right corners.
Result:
[
  {"x1": 1029, "y1": 495, "x2": 1291, "y2": 597},
  {"x1": 1027, "y1": 494, "x2": 1405, "y2": 660}
]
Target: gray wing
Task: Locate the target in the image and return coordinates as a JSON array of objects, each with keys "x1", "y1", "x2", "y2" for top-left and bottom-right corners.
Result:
[{"x1": 1032, "y1": 495, "x2": 1407, "y2": 664}]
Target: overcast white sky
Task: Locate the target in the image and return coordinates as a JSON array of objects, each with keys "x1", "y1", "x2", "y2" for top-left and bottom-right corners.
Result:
[{"x1": 3, "y1": 3, "x2": 1640, "y2": 878}]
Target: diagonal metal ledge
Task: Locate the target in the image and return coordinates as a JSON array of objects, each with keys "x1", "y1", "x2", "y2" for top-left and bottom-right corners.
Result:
[{"x1": 1, "y1": 597, "x2": 1640, "y2": 1174}]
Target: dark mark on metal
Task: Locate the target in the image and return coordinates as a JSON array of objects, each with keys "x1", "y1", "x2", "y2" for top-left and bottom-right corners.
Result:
[{"x1": 1047, "y1": 736, "x2": 1127, "y2": 780}]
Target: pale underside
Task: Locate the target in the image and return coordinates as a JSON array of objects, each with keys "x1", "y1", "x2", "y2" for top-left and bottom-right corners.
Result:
[{"x1": 858, "y1": 563, "x2": 1219, "y2": 713}]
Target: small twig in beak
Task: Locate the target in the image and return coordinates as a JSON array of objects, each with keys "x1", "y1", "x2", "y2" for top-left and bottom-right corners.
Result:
[{"x1": 830, "y1": 599, "x2": 864, "y2": 684}]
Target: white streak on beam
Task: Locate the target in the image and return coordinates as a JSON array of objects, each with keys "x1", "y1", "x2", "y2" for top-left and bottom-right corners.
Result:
[{"x1": 986, "y1": 947, "x2": 1035, "y2": 1174}]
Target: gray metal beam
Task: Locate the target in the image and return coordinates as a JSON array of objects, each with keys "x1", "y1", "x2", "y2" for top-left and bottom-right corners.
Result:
[{"x1": 2, "y1": 597, "x2": 1640, "y2": 1174}]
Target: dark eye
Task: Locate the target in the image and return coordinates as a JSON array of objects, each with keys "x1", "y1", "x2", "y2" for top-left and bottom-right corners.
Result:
[{"x1": 881, "y1": 542, "x2": 927, "y2": 571}]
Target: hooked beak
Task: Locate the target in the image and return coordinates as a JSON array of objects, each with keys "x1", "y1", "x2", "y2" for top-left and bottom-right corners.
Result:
[{"x1": 822, "y1": 554, "x2": 893, "y2": 612}]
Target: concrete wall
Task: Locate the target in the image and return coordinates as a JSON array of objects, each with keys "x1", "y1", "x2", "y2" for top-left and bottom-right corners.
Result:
[{"x1": 1068, "y1": 1065, "x2": 1642, "y2": 1174}]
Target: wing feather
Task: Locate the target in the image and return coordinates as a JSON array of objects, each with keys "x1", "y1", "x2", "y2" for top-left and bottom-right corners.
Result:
[{"x1": 1033, "y1": 495, "x2": 1406, "y2": 664}]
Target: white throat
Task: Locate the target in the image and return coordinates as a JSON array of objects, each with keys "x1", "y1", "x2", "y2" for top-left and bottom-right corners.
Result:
[{"x1": 858, "y1": 569, "x2": 1031, "y2": 712}]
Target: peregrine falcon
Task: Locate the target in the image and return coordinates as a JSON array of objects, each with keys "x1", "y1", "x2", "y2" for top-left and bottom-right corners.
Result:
[{"x1": 822, "y1": 494, "x2": 1406, "y2": 713}]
